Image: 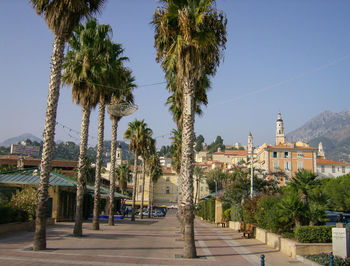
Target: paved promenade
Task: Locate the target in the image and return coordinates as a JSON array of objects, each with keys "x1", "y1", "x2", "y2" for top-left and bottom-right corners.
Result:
[{"x1": 0, "y1": 210, "x2": 305, "y2": 265}]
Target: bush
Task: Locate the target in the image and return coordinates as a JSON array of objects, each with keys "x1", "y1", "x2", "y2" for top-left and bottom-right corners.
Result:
[
  {"x1": 294, "y1": 226, "x2": 334, "y2": 243},
  {"x1": 222, "y1": 208, "x2": 231, "y2": 221},
  {"x1": 195, "y1": 198, "x2": 215, "y2": 222},
  {"x1": 11, "y1": 187, "x2": 37, "y2": 220},
  {"x1": 306, "y1": 253, "x2": 350, "y2": 266},
  {"x1": 0, "y1": 202, "x2": 28, "y2": 224},
  {"x1": 255, "y1": 195, "x2": 282, "y2": 233},
  {"x1": 230, "y1": 202, "x2": 243, "y2": 222},
  {"x1": 242, "y1": 196, "x2": 259, "y2": 224}
]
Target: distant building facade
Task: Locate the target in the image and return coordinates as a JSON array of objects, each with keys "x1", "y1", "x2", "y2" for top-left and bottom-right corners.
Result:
[{"x1": 10, "y1": 144, "x2": 40, "y2": 157}]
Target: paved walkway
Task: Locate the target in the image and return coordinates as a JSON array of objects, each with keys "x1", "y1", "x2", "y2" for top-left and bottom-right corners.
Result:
[{"x1": 0, "y1": 210, "x2": 305, "y2": 265}]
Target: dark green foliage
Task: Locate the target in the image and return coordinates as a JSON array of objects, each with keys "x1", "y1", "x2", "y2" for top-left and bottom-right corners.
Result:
[
  {"x1": 294, "y1": 226, "x2": 334, "y2": 243},
  {"x1": 195, "y1": 134, "x2": 205, "y2": 152},
  {"x1": 0, "y1": 146, "x2": 10, "y2": 155},
  {"x1": 222, "y1": 208, "x2": 231, "y2": 221},
  {"x1": 230, "y1": 202, "x2": 243, "y2": 222},
  {"x1": 158, "y1": 145, "x2": 172, "y2": 157},
  {"x1": 0, "y1": 202, "x2": 28, "y2": 224},
  {"x1": 207, "y1": 136, "x2": 225, "y2": 153},
  {"x1": 255, "y1": 195, "x2": 282, "y2": 232},
  {"x1": 306, "y1": 253, "x2": 350, "y2": 266},
  {"x1": 320, "y1": 174, "x2": 350, "y2": 212},
  {"x1": 195, "y1": 198, "x2": 215, "y2": 222},
  {"x1": 242, "y1": 196, "x2": 259, "y2": 224}
]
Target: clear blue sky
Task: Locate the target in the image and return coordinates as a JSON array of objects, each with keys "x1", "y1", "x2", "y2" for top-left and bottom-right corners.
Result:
[{"x1": 1, "y1": 0, "x2": 350, "y2": 149}]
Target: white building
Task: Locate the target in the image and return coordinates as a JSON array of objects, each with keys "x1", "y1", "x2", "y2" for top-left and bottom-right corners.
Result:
[{"x1": 316, "y1": 158, "x2": 350, "y2": 178}]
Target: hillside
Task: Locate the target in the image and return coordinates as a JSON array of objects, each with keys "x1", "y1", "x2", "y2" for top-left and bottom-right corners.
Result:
[
  {"x1": 286, "y1": 110, "x2": 350, "y2": 162},
  {"x1": 0, "y1": 133, "x2": 41, "y2": 147}
]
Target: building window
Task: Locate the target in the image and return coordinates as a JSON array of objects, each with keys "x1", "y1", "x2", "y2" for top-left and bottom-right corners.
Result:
[
  {"x1": 206, "y1": 187, "x2": 209, "y2": 192},
  {"x1": 139, "y1": 185, "x2": 142, "y2": 193},
  {"x1": 283, "y1": 152, "x2": 290, "y2": 158},
  {"x1": 297, "y1": 161, "x2": 303, "y2": 170},
  {"x1": 166, "y1": 186, "x2": 170, "y2": 194},
  {"x1": 166, "y1": 176, "x2": 170, "y2": 182},
  {"x1": 342, "y1": 166, "x2": 345, "y2": 173},
  {"x1": 273, "y1": 161, "x2": 279, "y2": 171},
  {"x1": 321, "y1": 165, "x2": 325, "y2": 173},
  {"x1": 284, "y1": 161, "x2": 290, "y2": 171},
  {"x1": 297, "y1": 152, "x2": 303, "y2": 159},
  {"x1": 201, "y1": 186, "x2": 203, "y2": 192},
  {"x1": 272, "y1": 152, "x2": 279, "y2": 158},
  {"x1": 332, "y1": 166, "x2": 335, "y2": 173}
]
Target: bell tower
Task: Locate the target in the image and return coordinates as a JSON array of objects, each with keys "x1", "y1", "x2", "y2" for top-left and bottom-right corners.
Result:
[
  {"x1": 116, "y1": 143, "x2": 122, "y2": 166},
  {"x1": 248, "y1": 132, "x2": 253, "y2": 154},
  {"x1": 318, "y1": 142, "x2": 325, "y2": 159},
  {"x1": 275, "y1": 112, "x2": 285, "y2": 145}
]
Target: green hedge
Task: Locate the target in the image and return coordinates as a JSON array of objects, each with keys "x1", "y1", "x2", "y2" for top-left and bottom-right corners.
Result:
[
  {"x1": 294, "y1": 226, "x2": 334, "y2": 243},
  {"x1": 195, "y1": 198, "x2": 215, "y2": 222},
  {"x1": 0, "y1": 203, "x2": 28, "y2": 224}
]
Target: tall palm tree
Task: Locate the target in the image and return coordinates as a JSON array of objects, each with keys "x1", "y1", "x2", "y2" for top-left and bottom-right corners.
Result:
[
  {"x1": 140, "y1": 136, "x2": 154, "y2": 219},
  {"x1": 124, "y1": 119, "x2": 149, "y2": 221},
  {"x1": 92, "y1": 40, "x2": 128, "y2": 230},
  {"x1": 153, "y1": 0, "x2": 227, "y2": 258},
  {"x1": 62, "y1": 18, "x2": 110, "y2": 237},
  {"x1": 30, "y1": 0, "x2": 105, "y2": 251},
  {"x1": 107, "y1": 69, "x2": 136, "y2": 226},
  {"x1": 147, "y1": 153, "x2": 163, "y2": 218},
  {"x1": 116, "y1": 163, "x2": 132, "y2": 195}
]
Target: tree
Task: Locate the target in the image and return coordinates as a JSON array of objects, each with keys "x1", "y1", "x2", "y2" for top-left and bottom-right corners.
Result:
[
  {"x1": 205, "y1": 168, "x2": 227, "y2": 193},
  {"x1": 92, "y1": 33, "x2": 128, "y2": 230},
  {"x1": 195, "y1": 135, "x2": 205, "y2": 152},
  {"x1": 31, "y1": 0, "x2": 105, "y2": 250},
  {"x1": 153, "y1": 0, "x2": 227, "y2": 258},
  {"x1": 289, "y1": 169, "x2": 319, "y2": 209},
  {"x1": 147, "y1": 153, "x2": 162, "y2": 217},
  {"x1": 124, "y1": 119, "x2": 149, "y2": 221},
  {"x1": 62, "y1": 18, "x2": 110, "y2": 237},
  {"x1": 139, "y1": 132, "x2": 154, "y2": 219},
  {"x1": 207, "y1": 136, "x2": 225, "y2": 153},
  {"x1": 107, "y1": 68, "x2": 136, "y2": 226},
  {"x1": 116, "y1": 164, "x2": 132, "y2": 195}
]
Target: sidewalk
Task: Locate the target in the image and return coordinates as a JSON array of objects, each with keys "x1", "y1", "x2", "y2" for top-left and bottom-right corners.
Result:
[{"x1": 0, "y1": 210, "x2": 306, "y2": 265}]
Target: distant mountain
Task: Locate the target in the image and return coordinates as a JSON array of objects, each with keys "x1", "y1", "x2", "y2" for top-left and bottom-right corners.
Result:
[
  {"x1": 0, "y1": 133, "x2": 42, "y2": 147},
  {"x1": 286, "y1": 110, "x2": 350, "y2": 162}
]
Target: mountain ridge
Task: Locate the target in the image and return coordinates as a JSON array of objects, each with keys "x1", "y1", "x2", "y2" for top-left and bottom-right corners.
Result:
[{"x1": 0, "y1": 133, "x2": 42, "y2": 147}]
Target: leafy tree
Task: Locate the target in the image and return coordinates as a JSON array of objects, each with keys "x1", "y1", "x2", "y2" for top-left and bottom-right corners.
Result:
[
  {"x1": 116, "y1": 164, "x2": 132, "y2": 195},
  {"x1": 30, "y1": 0, "x2": 105, "y2": 251},
  {"x1": 205, "y1": 168, "x2": 227, "y2": 193},
  {"x1": 195, "y1": 135, "x2": 205, "y2": 152},
  {"x1": 207, "y1": 136, "x2": 225, "y2": 153},
  {"x1": 158, "y1": 145, "x2": 172, "y2": 157}
]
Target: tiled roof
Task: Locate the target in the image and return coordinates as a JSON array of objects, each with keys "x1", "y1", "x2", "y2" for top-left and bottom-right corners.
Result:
[
  {"x1": 0, "y1": 155, "x2": 78, "y2": 168},
  {"x1": 317, "y1": 159, "x2": 350, "y2": 165},
  {"x1": 224, "y1": 150, "x2": 248, "y2": 156}
]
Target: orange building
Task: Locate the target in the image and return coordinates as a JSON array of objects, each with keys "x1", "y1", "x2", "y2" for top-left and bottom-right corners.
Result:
[{"x1": 255, "y1": 113, "x2": 317, "y2": 185}]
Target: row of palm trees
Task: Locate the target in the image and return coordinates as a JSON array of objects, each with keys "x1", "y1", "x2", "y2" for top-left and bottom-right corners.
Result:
[
  {"x1": 30, "y1": 1, "x2": 138, "y2": 250},
  {"x1": 30, "y1": 0, "x2": 227, "y2": 259}
]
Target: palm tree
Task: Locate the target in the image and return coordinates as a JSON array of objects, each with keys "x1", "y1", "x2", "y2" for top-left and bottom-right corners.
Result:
[
  {"x1": 193, "y1": 166, "x2": 204, "y2": 204},
  {"x1": 146, "y1": 153, "x2": 162, "y2": 218},
  {"x1": 153, "y1": 1, "x2": 227, "y2": 257},
  {"x1": 116, "y1": 163, "x2": 132, "y2": 195},
  {"x1": 289, "y1": 169, "x2": 319, "y2": 208},
  {"x1": 106, "y1": 69, "x2": 136, "y2": 226},
  {"x1": 124, "y1": 119, "x2": 149, "y2": 221},
  {"x1": 62, "y1": 18, "x2": 110, "y2": 237},
  {"x1": 140, "y1": 136, "x2": 154, "y2": 219},
  {"x1": 92, "y1": 39, "x2": 128, "y2": 230},
  {"x1": 30, "y1": 0, "x2": 105, "y2": 251}
]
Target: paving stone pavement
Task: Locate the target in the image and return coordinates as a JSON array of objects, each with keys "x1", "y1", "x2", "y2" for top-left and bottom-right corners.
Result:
[{"x1": 0, "y1": 209, "x2": 306, "y2": 265}]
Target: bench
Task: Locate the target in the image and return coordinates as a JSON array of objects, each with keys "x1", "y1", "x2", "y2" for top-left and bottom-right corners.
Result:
[
  {"x1": 242, "y1": 223, "x2": 254, "y2": 238},
  {"x1": 238, "y1": 222, "x2": 245, "y2": 232}
]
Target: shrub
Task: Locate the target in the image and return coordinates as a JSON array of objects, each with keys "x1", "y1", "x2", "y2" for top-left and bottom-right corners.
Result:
[
  {"x1": 242, "y1": 196, "x2": 259, "y2": 224},
  {"x1": 230, "y1": 202, "x2": 243, "y2": 222},
  {"x1": 306, "y1": 253, "x2": 350, "y2": 266},
  {"x1": 0, "y1": 202, "x2": 28, "y2": 224},
  {"x1": 195, "y1": 198, "x2": 215, "y2": 222},
  {"x1": 294, "y1": 226, "x2": 334, "y2": 243},
  {"x1": 222, "y1": 208, "x2": 231, "y2": 221},
  {"x1": 11, "y1": 187, "x2": 37, "y2": 220},
  {"x1": 255, "y1": 195, "x2": 282, "y2": 232}
]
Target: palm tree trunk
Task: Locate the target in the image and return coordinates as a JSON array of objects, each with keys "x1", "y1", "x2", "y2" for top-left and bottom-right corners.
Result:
[
  {"x1": 108, "y1": 116, "x2": 118, "y2": 226},
  {"x1": 92, "y1": 103, "x2": 105, "y2": 230},
  {"x1": 195, "y1": 178, "x2": 199, "y2": 205},
  {"x1": 140, "y1": 159, "x2": 146, "y2": 219},
  {"x1": 73, "y1": 105, "x2": 91, "y2": 237},
  {"x1": 148, "y1": 171, "x2": 152, "y2": 218},
  {"x1": 181, "y1": 75, "x2": 197, "y2": 258},
  {"x1": 34, "y1": 35, "x2": 65, "y2": 251},
  {"x1": 131, "y1": 152, "x2": 138, "y2": 221}
]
